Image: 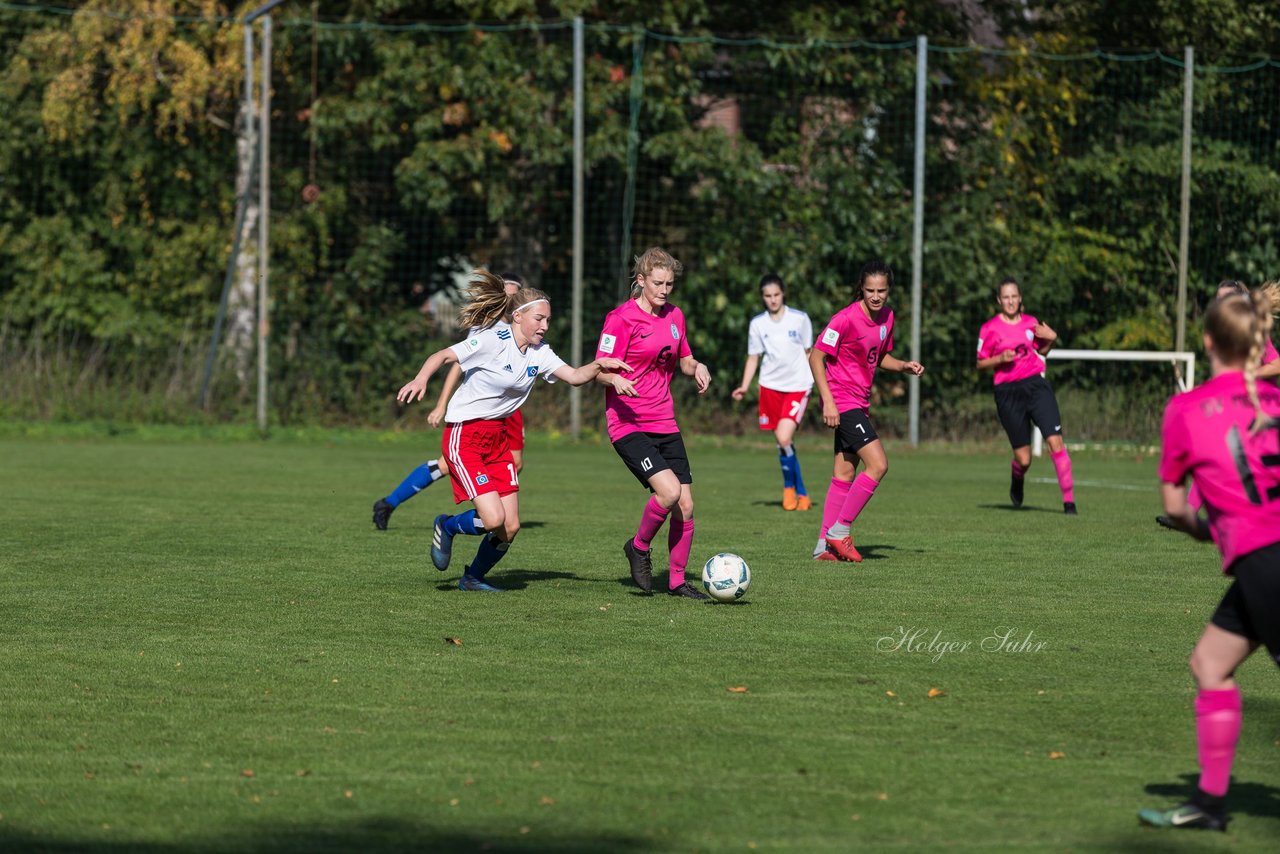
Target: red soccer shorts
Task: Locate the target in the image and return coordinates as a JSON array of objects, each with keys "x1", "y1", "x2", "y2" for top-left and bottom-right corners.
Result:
[
  {"x1": 758, "y1": 387, "x2": 810, "y2": 431},
  {"x1": 504, "y1": 409, "x2": 525, "y2": 452},
  {"x1": 442, "y1": 419, "x2": 520, "y2": 504}
]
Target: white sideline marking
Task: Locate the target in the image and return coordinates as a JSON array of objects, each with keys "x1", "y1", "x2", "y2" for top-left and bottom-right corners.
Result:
[{"x1": 1028, "y1": 477, "x2": 1151, "y2": 493}]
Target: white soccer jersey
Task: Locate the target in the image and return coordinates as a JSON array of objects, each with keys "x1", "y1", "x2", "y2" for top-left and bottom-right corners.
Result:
[
  {"x1": 747, "y1": 307, "x2": 814, "y2": 393},
  {"x1": 445, "y1": 322, "x2": 567, "y2": 422}
]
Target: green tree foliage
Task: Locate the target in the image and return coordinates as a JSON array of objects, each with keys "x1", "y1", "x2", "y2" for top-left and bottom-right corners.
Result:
[{"x1": 1, "y1": 1, "x2": 1277, "y2": 433}]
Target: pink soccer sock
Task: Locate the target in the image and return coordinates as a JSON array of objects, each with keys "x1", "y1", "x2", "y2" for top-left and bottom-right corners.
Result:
[
  {"x1": 821, "y1": 477, "x2": 853, "y2": 540},
  {"x1": 1011, "y1": 458, "x2": 1028, "y2": 480},
  {"x1": 835, "y1": 472, "x2": 880, "y2": 528},
  {"x1": 1196, "y1": 686, "x2": 1242, "y2": 797},
  {"x1": 1050, "y1": 448, "x2": 1074, "y2": 503},
  {"x1": 634, "y1": 496, "x2": 671, "y2": 551},
  {"x1": 667, "y1": 516, "x2": 694, "y2": 589}
]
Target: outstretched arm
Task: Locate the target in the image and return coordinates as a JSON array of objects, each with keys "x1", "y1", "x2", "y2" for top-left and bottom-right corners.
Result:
[
  {"x1": 554, "y1": 358, "x2": 636, "y2": 390},
  {"x1": 397, "y1": 348, "x2": 460, "y2": 404}
]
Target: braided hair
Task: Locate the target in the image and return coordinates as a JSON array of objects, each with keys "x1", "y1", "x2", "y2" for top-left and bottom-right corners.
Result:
[{"x1": 1205, "y1": 284, "x2": 1277, "y2": 433}]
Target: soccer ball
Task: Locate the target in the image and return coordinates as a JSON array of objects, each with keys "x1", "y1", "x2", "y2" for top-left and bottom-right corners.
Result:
[{"x1": 701, "y1": 553, "x2": 751, "y2": 602}]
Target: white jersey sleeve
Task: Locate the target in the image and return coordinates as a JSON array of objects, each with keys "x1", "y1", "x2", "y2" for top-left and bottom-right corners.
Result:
[
  {"x1": 451, "y1": 329, "x2": 502, "y2": 369},
  {"x1": 747, "y1": 314, "x2": 766, "y2": 357}
]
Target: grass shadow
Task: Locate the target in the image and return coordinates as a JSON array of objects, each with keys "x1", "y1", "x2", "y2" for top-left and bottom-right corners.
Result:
[
  {"x1": 434, "y1": 568, "x2": 604, "y2": 592},
  {"x1": 850, "y1": 543, "x2": 896, "y2": 561},
  {"x1": 1143, "y1": 772, "x2": 1280, "y2": 822},
  {"x1": 0, "y1": 818, "x2": 653, "y2": 853},
  {"x1": 977, "y1": 503, "x2": 1060, "y2": 514}
]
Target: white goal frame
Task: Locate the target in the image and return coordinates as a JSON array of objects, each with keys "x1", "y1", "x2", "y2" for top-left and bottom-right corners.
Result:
[{"x1": 1031, "y1": 348, "x2": 1196, "y2": 456}]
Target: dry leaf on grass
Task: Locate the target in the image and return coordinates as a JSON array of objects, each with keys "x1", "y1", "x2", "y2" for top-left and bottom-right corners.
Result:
[
  {"x1": 445, "y1": 637, "x2": 463, "y2": 646},
  {"x1": 727, "y1": 686, "x2": 749, "y2": 693},
  {"x1": 927, "y1": 688, "x2": 945, "y2": 698},
  {"x1": 1049, "y1": 751, "x2": 1066, "y2": 760},
  {"x1": 240, "y1": 769, "x2": 254, "y2": 778},
  {"x1": 540, "y1": 795, "x2": 555, "y2": 805},
  {"x1": 885, "y1": 691, "x2": 897, "y2": 698}
]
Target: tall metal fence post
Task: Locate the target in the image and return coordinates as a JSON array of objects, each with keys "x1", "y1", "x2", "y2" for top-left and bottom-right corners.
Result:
[
  {"x1": 908, "y1": 35, "x2": 927, "y2": 446},
  {"x1": 570, "y1": 17, "x2": 585, "y2": 441},
  {"x1": 1175, "y1": 45, "x2": 1193, "y2": 367},
  {"x1": 256, "y1": 15, "x2": 272, "y2": 433},
  {"x1": 619, "y1": 26, "x2": 645, "y2": 302}
]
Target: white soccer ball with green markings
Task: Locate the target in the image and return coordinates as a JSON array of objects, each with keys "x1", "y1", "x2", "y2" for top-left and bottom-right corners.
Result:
[{"x1": 701, "y1": 553, "x2": 750, "y2": 602}]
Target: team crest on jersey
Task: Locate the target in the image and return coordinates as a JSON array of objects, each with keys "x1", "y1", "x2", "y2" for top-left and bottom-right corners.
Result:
[
  {"x1": 527, "y1": 366, "x2": 539, "y2": 377},
  {"x1": 599, "y1": 333, "x2": 616, "y2": 354},
  {"x1": 670, "y1": 324, "x2": 679, "y2": 340},
  {"x1": 788, "y1": 329, "x2": 799, "y2": 339},
  {"x1": 495, "y1": 328, "x2": 512, "y2": 341},
  {"x1": 1025, "y1": 329, "x2": 1034, "y2": 341},
  {"x1": 822, "y1": 328, "x2": 840, "y2": 346},
  {"x1": 879, "y1": 325, "x2": 887, "y2": 342},
  {"x1": 476, "y1": 474, "x2": 489, "y2": 485}
]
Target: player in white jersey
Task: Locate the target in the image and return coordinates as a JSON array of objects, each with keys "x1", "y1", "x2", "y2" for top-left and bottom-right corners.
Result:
[
  {"x1": 371, "y1": 273, "x2": 527, "y2": 531},
  {"x1": 396, "y1": 270, "x2": 633, "y2": 591},
  {"x1": 731, "y1": 273, "x2": 814, "y2": 511}
]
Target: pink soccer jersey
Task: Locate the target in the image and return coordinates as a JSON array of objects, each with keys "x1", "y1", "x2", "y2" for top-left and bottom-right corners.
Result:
[
  {"x1": 976, "y1": 314, "x2": 1049, "y2": 385},
  {"x1": 1160, "y1": 371, "x2": 1280, "y2": 573},
  {"x1": 813, "y1": 303, "x2": 894, "y2": 411},
  {"x1": 1265, "y1": 338, "x2": 1278, "y2": 365},
  {"x1": 595, "y1": 300, "x2": 693, "y2": 441}
]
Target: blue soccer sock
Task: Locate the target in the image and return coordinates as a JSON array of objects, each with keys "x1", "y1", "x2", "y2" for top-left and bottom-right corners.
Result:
[
  {"x1": 466, "y1": 532, "x2": 510, "y2": 580},
  {"x1": 778, "y1": 444, "x2": 797, "y2": 490},
  {"x1": 443, "y1": 509, "x2": 486, "y2": 537},
  {"x1": 386, "y1": 460, "x2": 444, "y2": 508},
  {"x1": 791, "y1": 449, "x2": 807, "y2": 496}
]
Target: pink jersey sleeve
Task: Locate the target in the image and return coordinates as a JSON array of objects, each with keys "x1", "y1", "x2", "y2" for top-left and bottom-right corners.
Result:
[
  {"x1": 976, "y1": 318, "x2": 996, "y2": 360},
  {"x1": 1158, "y1": 397, "x2": 1192, "y2": 485},
  {"x1": 595, "y1": 309, "x2": 629, "y2": 360},
  {"x1": 814, "y1": 310, "x2": 850, "y2": 358},
  {"x1": 675, "y1": 308, "x2": 692, "y2": 360},
  {"x1": 1264, "y1": 337, "x2": 1278, "y2": 365}
]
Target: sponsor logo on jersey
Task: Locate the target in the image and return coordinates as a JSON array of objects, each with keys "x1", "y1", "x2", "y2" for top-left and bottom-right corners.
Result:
[
  {"x1": 788, "y1": 329, "x2": 799, "y2": 339},
  {"x1": 822, "y1": 328, "x2": 840, "y2": 346},
  {"x1": 670, "y1": 323, "x2": 680, "y2": 340},
  {"x1": 503, "y1": 364, "x2": 513, "y2": 372},
  {"x1": 527, "y1": 366, "x2": 539, "y2": 377},
  {"x1": 496, "y1": 328, "x2": 512, "y2": 341},
  {"x1": 476, "y1": 474, "x2": 489, "y2": 485},
  {"x1": 879, "y1": 325, "x2": 887, "y2": 342},
  {"x1": 464, "y1": 337, "x2": 480, "y2": 352},
  {"x1": 600, "y1": 333, "x2": 616, "y2": 354},
  {"x1": 976, "y1": 337, "x2": 985, "y2": 352}
]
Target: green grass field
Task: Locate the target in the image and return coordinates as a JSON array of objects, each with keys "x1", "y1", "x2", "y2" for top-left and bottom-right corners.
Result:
[{"x1": 1, "y1": 430, "x2": 1277, "y2": 852}]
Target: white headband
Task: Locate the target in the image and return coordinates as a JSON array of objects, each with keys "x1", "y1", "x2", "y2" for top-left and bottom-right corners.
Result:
[{"x1": 514, "y1": 298, "x2": 549, "y2": 313}]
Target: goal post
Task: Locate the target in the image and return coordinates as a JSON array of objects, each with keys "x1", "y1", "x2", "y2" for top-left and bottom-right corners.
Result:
[{"x1": 1031, "y1": 348, "x2": 1196, "y2": 456}]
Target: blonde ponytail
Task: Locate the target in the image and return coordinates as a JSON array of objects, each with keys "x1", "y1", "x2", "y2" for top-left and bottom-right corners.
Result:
[{"x1": 458, "y1": 269, "x2": 515, "y2": 331}]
